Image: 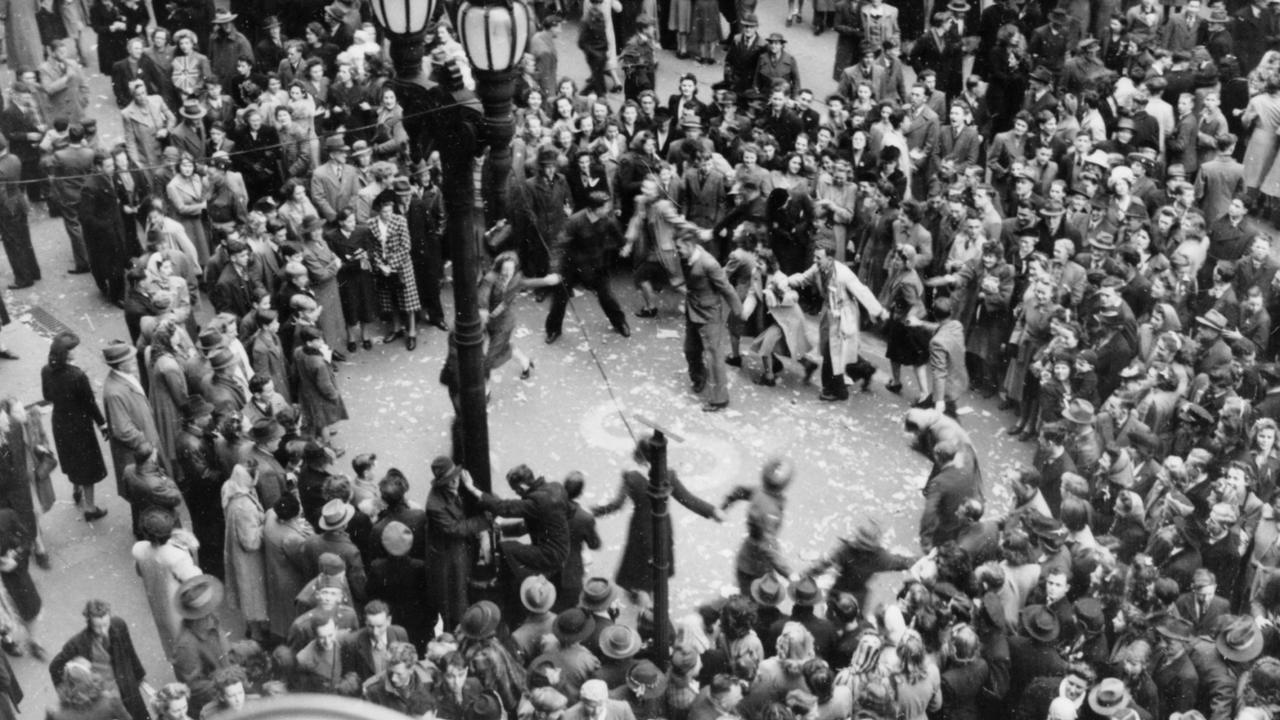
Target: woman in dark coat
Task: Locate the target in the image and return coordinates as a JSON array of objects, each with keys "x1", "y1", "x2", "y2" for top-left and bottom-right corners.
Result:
[
  {"x1": 424, "y1": 457, "x2": 491, "y2": 631},
  {"x1": 79, "y1": 151, "x2": 131, "y2": 304},
  {"x1": 325, "y1": 208, "x2": 379, "y2": 353},
  {"x1": 110, "y1": 144, "x2": 148, "y2": 258},
  {"x1": 592, "y1": 434, "x2": 721, "y2": 602},
  {"x1": 367, "y1": 521, "x2": 431, "y2": 652},
  {"x1": 40, "y1": 332, "x2": 108, "y2": 519},
  {"x1": 88, "y1": 0, "x2": 130, "y2": 73}
]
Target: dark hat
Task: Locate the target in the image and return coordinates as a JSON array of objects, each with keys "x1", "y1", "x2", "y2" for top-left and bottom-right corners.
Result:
[
  {"x1": 859, "y1": 39, "x2": 878, "y2": 55},
  {"x1": 318, "y1": 500, "x2": 355, "y2": 531},
  {"x1": 1049, "y1": 7, "x2": 1067, "y2": 19},
  {"x1": 249, "y1": 418, "x2": 284, "y2": 444},
  {"x1": 102, "y1": 340, "x2": 137, "y2": 366},
  {"x1": 324, "y1": 2, "x2": 347, "y2": 20},
  {"x1": 323, "y1": 135, "x2": 350, "y2": 153},
  {"x1": 1087, "y1": 678, "x2": 1132, "y2": 717},
  {"x1": 262, "y1": 14, "x2": 281, "y2": 27},
  {"x1": 537, "y1": 146, "x2": 560, "y2": 166},
  {"x1": 1216, "y1": 616, "x2": 1264, "y2": 662},
  {"x1": 1062, "y1": 397, "x2": 1095, "y2": 424},
  {"x1": 197, "y1": 327, "x2": 227, "y2": 354},
  {"x1": 580, "y1": 576, "x2": 617, "y2": 612},
  {"x1": 1089, "y1": 233, "x2": 1117, "y2": 252},
  {"x1": 1023, "y1": 514, "x2": 1066, "y2": 542},
  {"x1": 1077, "y1": 348, "x2": 1099, "y2": 365},
  {"x1": 1257, "y1": 362, "x2": 1280, "y2": 386},
  {"x1": 766, "y1": 32, "x2": 787, "y2": 43},
  {"x1": 1117, "y1": 117, "x2": 1137, "y2": 132},
  {"x1": 750, "y1": 572, "x2": 787, "y2": 607},
  {"x1": 390, "y1": 176, "x2": 413, "y2": 194},
  {"x1": 318, "y1": 552, "x2": 345, "y2": 575},
  {"x1": 552, "y1": 608, "x2": 595, "y2": 646},
  {"x1": 175, "y1": 574, "x2": 225, "y2": 619},
  {"x1": 1029, "y1": 66, "x2": 1054, "y2": 84},
  {"x1": 208, "y1": 349, "x2": 237, "y2": 372},
  {"x1": 180, "y1": 396, "x2": 215, "y2": 420},
  {"x1": 789, "y1": 576, "x2": 821, "y2": 606},
  {"x1": 431, "y1": 456, "x2": 462, "y2": 485},
  {"x1": 520, "y1": 575, "x2": 556, "y2": 614},
  {"x1": 381, "y1": 520, "x2": 413, "y2": 557},
  {"x1": 1020, "y1": 604, "x2": 1061, "y2": 643},
  {"x1": 1074, "y1": 598, "x2": 1105, "y2": 633},
  {"x1": 598, "y1": 624, "x2": 642, "y2": 659},
  {"x1": 465, "y1": 694, "x2": 505, "y2": 720},
  {"x1": 209, "y1": 150, "x2": 233, "y2": 169},
  {"x1": 1208, "y1": 7, "x2": 1230, "y2": 21},
  {"x1": 740, "y1": 12, "x2": 759, "y2": 25},
  {"x1": 1039, "y1": 200, "x2": 1066, "y2": 217},
  {"x1": 303, "y1": 441, "x2": 330, "y2": 467},
  {"x1": 460, "y1": 601, "x2": 502, "y2": 640},
  {"x1": 635, "y1": 13, "x2": 655, "y2": 26},
  {"x1": 300, "y1": 214, "x2": 325, "y2": 235},
  {"x1": 626, "y1": 660, "x2": 668, "y2": 700}
]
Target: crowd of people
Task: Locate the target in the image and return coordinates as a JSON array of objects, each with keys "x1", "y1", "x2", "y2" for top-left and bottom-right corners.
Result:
[{"x1": 4, "y1": 0, "x2": 1280, "y2": 716}]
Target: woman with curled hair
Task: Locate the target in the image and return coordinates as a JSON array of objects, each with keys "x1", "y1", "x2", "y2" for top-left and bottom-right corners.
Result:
[
  {"x1": 888, "y1": 630, "x2": 940, "y2": 720},
  {"x1": 939, "y1": 624, "x2": 987, "y2": 720},
  {"x1": 152, "y1": 682, "x2": 192, "y2": 720},
  {"x1": 45, "y1": 658, "x2": 129, "y2": 720},
  {"x1": 740, "y1": 622, "x2": 815, "y2": 718}
]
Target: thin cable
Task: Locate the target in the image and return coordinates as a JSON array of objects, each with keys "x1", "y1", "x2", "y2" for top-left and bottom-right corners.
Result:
[
  {"x1": 525, "y1": 205, "x2": 639, "y2": 444},
  {"x1": 0, "y1": 98, "x2": 471, "y2": 186}
]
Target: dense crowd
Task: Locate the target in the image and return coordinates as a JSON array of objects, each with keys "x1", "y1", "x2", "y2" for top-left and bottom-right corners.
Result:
[{"x1": 3, "y1": 0, "x2": 1280, "y2": 717}]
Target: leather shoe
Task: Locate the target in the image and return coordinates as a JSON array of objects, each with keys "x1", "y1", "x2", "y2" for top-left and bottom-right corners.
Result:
[
  {"x1": 405, "y1": 335, "x2": 417, "y2": 351},
  {"x1": 725, "y1": 355, "x2": 742, "y2": 367},
  {"x1": 83, "y1": 508, "x2": 108, "y2": 522},
  {"x1": 819, "y1": 391, "x2": 848, "y2": 402},
  {"x1": 346, "y1": 341, "x2": 357, "y2": 354},
  {"x1": 66, "y1": 267, "x2": 90, "y2": 274},
  {"x1": 635, "y1": 307, "x2": 658, "y2": 318},
  {"x1": 691, "y1": 380, "x2": 706, "y2": 394},
  {"x1": 6, "y1": 282, "x2": 32, "y2": 290},
  {"x1": 701, "y1": 402, "x2": 728, "y2": 412},
  {"x1": 616, "y1": 322, "x2": 631, "y2": 337},
  {"x1": 545, "y1": 330, "x2": 562, "y2": 344},
  {"x1": 362, "y1": 339, "x2": 373, "y2": 350},
  {"x1": 0, "y1": 350, "x2": 17, "y2": 361},
  {"x1": 429, "y1": 318, "x2": 450, "y2": 332},
  {"x1": 382, "y1": 329, "x2": 404, "y2": 344}
]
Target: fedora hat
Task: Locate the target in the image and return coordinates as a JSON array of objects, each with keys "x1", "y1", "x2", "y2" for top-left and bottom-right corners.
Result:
[
  {"x1": 1207, "y1": 7, "x2": 1229, "y2": 21},
  {"x1": 1074, "y1": 598, "x2": 1105, "y2": 634},
  {"x1": 1196, "y1": 309, "x2": 1228, "y2": 333},
  {"x1": 680, "y1": 115, "x2": 703, "y2": 130},
  {"x1": 520, "y1": 575, "x2": 557, "y2": 614},
  {"x1": 947, "y1": 0, "x2": 970, "y2": 11},
  {"x1": 180, "y1": 395, "x2": 214, "y2": 420},
  {"x1": 262, "y1": 14, "x2": 281, "y2": 28},
  {"x1": 626, "y1": 660, "x2": 668, "y2": 700},
  {"x1": 300, "y1": 215, "x2": 326, "y2": 235},
  {"x1": 211, "y1": 9, "x2": 237, "y2": 23},
  {"x1": 598, "y1": 624, "x2": 642, "y2": 659},
  {"x1": 739, "y1": 12, "x2": 759, "y2": 25},
  {"x1": 789, "y1": 576, "x2": 821, "y2": 606},
  {"x1": 537, "y1": 146, "x2": 561, "y2": 166},
  {"x1": 1087, "y1": 678, "x2": 1132, "y2": 716},
  {"x1": 249, "y1": 418, "x2": 284, "y2": 444},
  {"x1": 381, "y1": 520, "x2": 413, "y2": 557},
  {"x1": 350, "y1": 139, "x2": 372, "y2": 156},
  {"x1": 180, "y1": 99, "x2": 207, "y2": 120},
  {"x1": 1062, "y1": 397, "x2": 1095, "y2": 424},
  {"x1": 1216, "y1": 616, "x2": 1264, "y2": 662},
  {"x1": 1089, "y1": 232, "x2": 1117, "y2": 251},
  {"x1": 324, "y1": 2, "x2": 347, "y2": 20},
  {"x1": 209, "y1": 349, "x2": 236, "y2": 371},
  {"x1": 318, "y1": 499, "x2": 355, "y2": 531},
  {"x1": 1020, "y1": 604, "x2": 1061, "y2": 643},
  {"x1": 750, "y1": 572, "x2": 787, "y2": 607},
  {"x1": 175, "y1": 574, "x2": 225, "y2": 619},
  {"x1": 197, "y1": 327, "x2": 226, "y2": 354},
  {"x1": 324, "y1": 135, "x2": 350, "y2": 153},
  {"x1": 431, "y1": 456, "x2": 462, "y2": 486},
  {"x1": 580, "y1": 577, "x2": 617, "y2": 612},
  {"x1": 102, "y1": 340, "x2": 136, "y2": 366},
  {"x1": 1077, "y1": 37, "x2": 1099, "y2": 52},
  {"x1": 1039, "y1": 200, "x2": 1066, "y2": 217},
  {"x1": 391, "y1": 176, "x2": 413, "y2": 194},
  {"x1": 552, "y1": 608, "x2": 595, "y2": 646},
  {"x1": 1154, "y1": 615, "x2": 1194, "y2": 642},
  {"x1": 766, "y1": 32, "x2": 787, "y2": 43},
  {"x1": 1029, "y1": 66, "x2": 1054, "y2": 84},
  {"x1": 460, "y1": 600, "x2": 502, "y2": 640}
]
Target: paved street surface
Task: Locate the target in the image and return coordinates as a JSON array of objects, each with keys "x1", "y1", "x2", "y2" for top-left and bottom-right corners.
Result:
[{"x1": 0, "y1": 14, "x2": 1030, "y2": 713}]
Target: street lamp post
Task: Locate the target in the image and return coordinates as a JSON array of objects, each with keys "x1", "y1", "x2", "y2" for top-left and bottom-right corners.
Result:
[
  {"x1": 636, "y1": 416, "x2": 681, "y2": 669},
  {"x1": 366, "y1": 0, "x2": 530, "y2": 495}
]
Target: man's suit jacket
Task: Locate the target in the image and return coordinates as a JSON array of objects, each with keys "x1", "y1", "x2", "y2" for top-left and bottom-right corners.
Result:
[
  {"x1": 679, "y1": 168, "x2": 729, "y2": 229},
  {"x1": 837, "y1": 62, "x2": 885, "y2": 103},
  {"x1": 564, "y1": 700, "x2": 638, "y2": 720},
  {"x1": 169, "y1": 121, "x2": 207, "y2": 164},
  {"x1": 1196, "y1": 157, "x2": 1245, "y2": 224},
  {"x1": 51, "y1": 145, "x2": 95, "y2": 208},
  {"x1": 904, "y1": 106, "x2": 941, "y2": 157},
  {"x1": 102, "y1": 370, "x2": 160, "y2": 484},
  {"x1": 310, "y1": 161, "x2": 360, "y2": 221},
  {"x1": 340, "y1": 625, "x2": 410, "y2": 682},
  {"x1": 683, "y1": 249, "x2": 742, "y2": 325},
  {"x1": 1161, "y1": 13, "x2": 1204, "y2": 52},
  {"x1": 937, "y1": 124, "x2": 983, "y2": 167},
  {"x1": 666, "y1": 93, "x2": 710, "y2": 137},
  {"x1": 110, "y1": 55, "x2": 164, "y2": 108}
]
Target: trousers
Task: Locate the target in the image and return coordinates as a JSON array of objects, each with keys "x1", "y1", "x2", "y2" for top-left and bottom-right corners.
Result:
[
  {"x1": 685, "y1": 318, "x2": 730, "y2": 405},
  {"x1": 545, "y1": 270, "x2": 626, "y2": 334}
]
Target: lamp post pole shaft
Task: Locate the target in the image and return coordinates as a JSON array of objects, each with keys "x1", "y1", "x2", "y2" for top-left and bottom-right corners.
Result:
[
  {"x1": 476, "y1": 70, "x2": 516, "y2": 226},
  {"x1": 648, "y1": 430, "x2": 672, "y2": 669}
]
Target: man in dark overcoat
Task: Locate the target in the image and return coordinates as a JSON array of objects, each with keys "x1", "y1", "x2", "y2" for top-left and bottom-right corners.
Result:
[
  {"x1": 49, "y1": 600, "x2": 148, "y2": 720},
  {"x1": 425, "y1": 456, "x2": 491, "y2": 630}
]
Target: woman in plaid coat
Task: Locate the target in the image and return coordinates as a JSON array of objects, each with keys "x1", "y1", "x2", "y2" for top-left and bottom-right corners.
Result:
[{"x1": 369, "y1": 189, "x2": 421, "y2": 350}]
